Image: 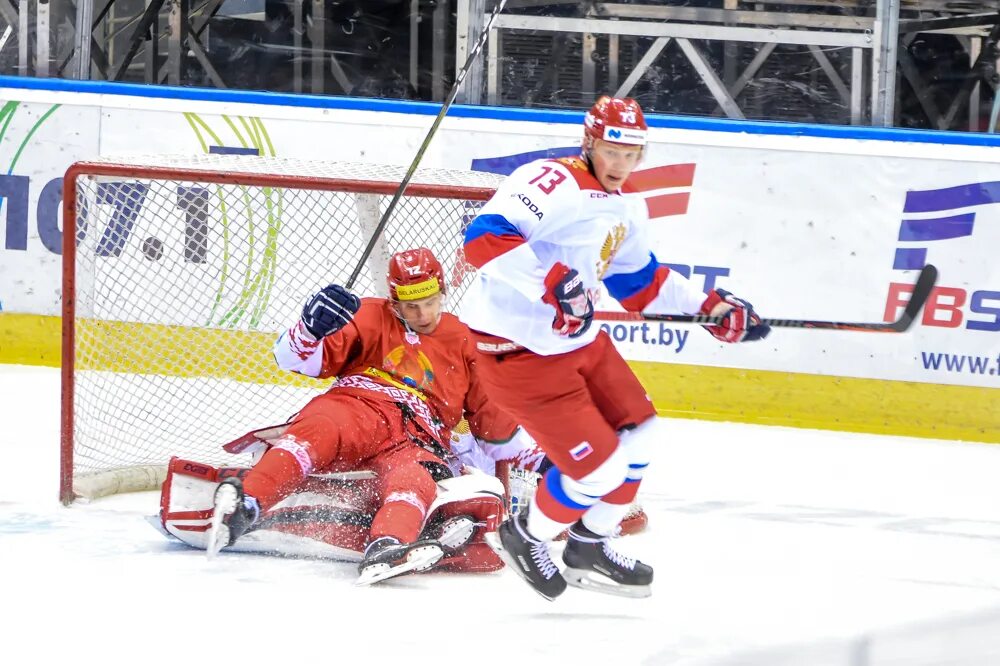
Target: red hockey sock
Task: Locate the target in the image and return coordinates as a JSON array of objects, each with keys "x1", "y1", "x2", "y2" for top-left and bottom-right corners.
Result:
[
  {"x1": 370, "y1": 498, "x2": 425, "y2": 544},
  {"x1": 243, "y1": 449, "x2": 307, "y2": 511}
]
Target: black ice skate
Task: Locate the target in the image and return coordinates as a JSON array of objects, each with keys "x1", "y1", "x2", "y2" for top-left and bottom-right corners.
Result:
[
  {"x1": 206, "y1": 477, "x2": 260, "y2": 559},
  {"x1": 422, "y1": 514, "x2": 478, "y2": 554},
  {"x1": 562, "y1": 521, "x2": 653, "y2": 598},
  {"x1": 355, "y1": 536, "x2": 444, "y2": 586},
  {"x1": 485, "y1": 512, "x2": 567, "y2": 601}
]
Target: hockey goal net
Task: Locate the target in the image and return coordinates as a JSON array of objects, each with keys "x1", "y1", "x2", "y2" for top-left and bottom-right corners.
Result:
[{"x1": 61, "y1": 154, "x2": 502, "y2": 504}]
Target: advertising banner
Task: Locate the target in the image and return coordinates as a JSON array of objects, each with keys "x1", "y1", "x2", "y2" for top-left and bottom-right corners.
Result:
[{"x1": 1, "y1": 82, "x2": 998, "y2": 393}]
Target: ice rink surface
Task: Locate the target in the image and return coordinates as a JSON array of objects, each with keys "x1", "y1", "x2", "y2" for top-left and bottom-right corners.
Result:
[{"x1": 3, "y1": 364, "x2": 1000, "y2": 665}]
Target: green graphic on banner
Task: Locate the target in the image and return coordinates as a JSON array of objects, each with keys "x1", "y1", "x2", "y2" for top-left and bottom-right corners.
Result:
[
  {"x1": 0, "y1": 101, "x2": 61, "y2": 172},
  {"x1": 184, "y1": 112, "x2": 283, "y2": 330}
]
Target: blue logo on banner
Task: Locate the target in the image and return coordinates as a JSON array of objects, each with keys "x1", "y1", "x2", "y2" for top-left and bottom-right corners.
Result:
[
  {"x1": 470, "y1": 146, "x2": 578, "y2": 176},
  {"x1": 893, "y1": 182, "x2": 1000, "y2": 269},
  {"x1": 608, "y1": 128, "x2": 622, "y2": 139},
  {"x1": 889, "y1": 181, "x2": 1000, "y2": 333},
  {"x1": 208, "y1": 145, "x2": 261, "y2": 156}
]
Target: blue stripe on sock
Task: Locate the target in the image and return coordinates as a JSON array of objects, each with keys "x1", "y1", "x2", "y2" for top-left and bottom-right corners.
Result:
[{"x1": 544, "y1": 468, "x2": 592, "y2": 511}]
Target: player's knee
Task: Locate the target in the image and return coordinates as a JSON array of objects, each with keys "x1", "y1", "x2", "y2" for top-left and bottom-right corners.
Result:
[
  {"x1": 618, "y1": 416, "x2": 660, "y2": 480},
  {"x1": 283, "y1": 412, "x2": 342, "y2": 464},
  {"x1": 268, "y1": 434, "x2": 318, "y2": 476},
  {"x1": 383, "y1": 462, "x2": 437, "y2": 506},
  {"x1": 563, "y1": 445, "x2": 631, "y2": 499}
]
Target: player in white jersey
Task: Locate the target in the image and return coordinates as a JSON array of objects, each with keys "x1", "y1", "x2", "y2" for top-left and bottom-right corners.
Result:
[{"x1": 461, "y1": 95, "x2": 770, "y2": 599}]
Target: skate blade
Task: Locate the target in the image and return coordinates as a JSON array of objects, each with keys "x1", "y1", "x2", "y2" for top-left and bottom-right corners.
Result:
[
  {"x1": 563, "y1": 567, "x2": 652, "y2": 599},
  {"x1": 205, "y1": 488, "x2": 238, "y2": 560},
  {"x1": 354, "y1": 544, "x2": 444, "y2": 587},
  {"x1": 438, "y1": 517, "x2": 477, "y2": 553},
  {"x1": 483, "y1": 531, "x2": 503, "y2": 555},
  {"x1": 484, "y1": 533, "x2": 563, "y2": 602}
]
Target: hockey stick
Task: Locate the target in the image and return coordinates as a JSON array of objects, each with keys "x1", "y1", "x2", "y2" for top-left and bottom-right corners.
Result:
[
  {"x1": 345, "y1": 0, "x2": 509, "y2": 289},
  {"x1": 596, "y1": 264, "x2": 938, "y2": 333}
]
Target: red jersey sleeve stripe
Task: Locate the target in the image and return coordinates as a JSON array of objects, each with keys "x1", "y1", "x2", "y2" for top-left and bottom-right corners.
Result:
[
  {"x1": 463, "y1": 214, "x2": 526, "y2": 268},
  {"x1": 617, "y1": 265, "x2": 671, "y2": 312}
]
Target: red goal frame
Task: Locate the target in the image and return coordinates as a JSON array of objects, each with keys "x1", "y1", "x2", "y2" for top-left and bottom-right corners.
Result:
[{"x1": 60, "y1": 160, "x2": 496, "y2": 504}]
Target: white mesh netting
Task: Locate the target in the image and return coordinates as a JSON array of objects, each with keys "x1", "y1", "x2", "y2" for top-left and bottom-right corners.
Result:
[{"x1": 65, "y1": 155, "x2": 504, "y2": 500}]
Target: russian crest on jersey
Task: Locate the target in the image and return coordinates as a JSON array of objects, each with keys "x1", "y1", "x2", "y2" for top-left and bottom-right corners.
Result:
[{"x1": 583, "y1": 96, "x2": 648, "y2": 147}]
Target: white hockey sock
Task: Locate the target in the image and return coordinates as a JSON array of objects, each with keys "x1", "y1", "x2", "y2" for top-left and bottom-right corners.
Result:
[
  {"x1": 581, "y1": 500, "x2": 633, "y2": 537},
  {"x1": 525, "y1": 503, "x2": 576, "y2": 542}
]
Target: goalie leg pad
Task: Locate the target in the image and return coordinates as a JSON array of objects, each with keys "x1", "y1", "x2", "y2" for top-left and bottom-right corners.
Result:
[
  {"x1": 435, "y1": 542, "x2": 504, "y2": 573},
  {"x1": 159, "y1": 457, "x2": 223, "y2": 549},
  {"x1": 159, "y1": 457, "x2": 371, "y2": 560},
  {"x1": 420, "y1": 472, "x2": 506, "y2": 573}
]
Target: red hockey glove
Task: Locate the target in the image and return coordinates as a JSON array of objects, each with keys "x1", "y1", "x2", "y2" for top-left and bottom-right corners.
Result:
[
  {"x1": 700, "y1": 288, "x2": 770, "y2": 343},
  {"x1": 542, "y1": 263, "x2": 594, "y2": 338}
]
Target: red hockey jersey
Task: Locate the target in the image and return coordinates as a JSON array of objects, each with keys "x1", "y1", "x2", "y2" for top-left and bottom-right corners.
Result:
[{"x1": 274, "y1": 297, "x2": 515, "y2": 446}]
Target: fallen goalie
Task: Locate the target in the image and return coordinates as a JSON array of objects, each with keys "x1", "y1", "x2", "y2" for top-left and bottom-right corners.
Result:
[{"x1": 156, "y1": 425, "x2": 513, "y2": 581}]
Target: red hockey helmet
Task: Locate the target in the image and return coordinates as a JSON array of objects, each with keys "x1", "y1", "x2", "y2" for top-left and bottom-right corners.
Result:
[
  {"x1": 583, "y1": 95, "x2": 648, "y2": 146},
  {"x1": 387, "y1": 247, "x2": 445, "y2": 301}
]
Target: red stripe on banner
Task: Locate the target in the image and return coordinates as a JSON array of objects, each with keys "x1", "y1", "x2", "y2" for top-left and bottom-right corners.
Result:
[
  {"x1": 625, "y1": 163, "x2": 696, "y2": 192},
  {"x1": 646, "y1": 192, "x2": 691, "y2": 219}
]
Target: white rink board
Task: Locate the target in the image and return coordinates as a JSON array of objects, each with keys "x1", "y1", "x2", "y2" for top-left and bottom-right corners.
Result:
[{"x1": 1, "y1": 82, "x2": 998, "y2": 388}]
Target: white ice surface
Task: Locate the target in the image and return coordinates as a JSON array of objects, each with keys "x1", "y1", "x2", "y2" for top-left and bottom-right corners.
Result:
[{"x1": 2, "y1": 364, "x2": 1000, "y2": 665}]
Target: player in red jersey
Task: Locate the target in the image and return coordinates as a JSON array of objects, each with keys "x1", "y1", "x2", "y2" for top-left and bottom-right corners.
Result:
[{"x1": 206, "y1": 247, "x2": 521, "y2": 585}]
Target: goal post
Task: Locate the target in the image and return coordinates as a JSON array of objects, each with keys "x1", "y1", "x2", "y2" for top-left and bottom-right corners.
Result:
[{"x1": 60, "y1": 155, "x2": 502, "y2": 504}]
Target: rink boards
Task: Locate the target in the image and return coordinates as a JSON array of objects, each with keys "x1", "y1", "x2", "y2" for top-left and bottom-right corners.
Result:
[
  {"x1": 0, "y1": 77, "x2": 997, "y2": 442},
  {"x1": 3, "y1": 310, "x2": 995, "y2": 443}
]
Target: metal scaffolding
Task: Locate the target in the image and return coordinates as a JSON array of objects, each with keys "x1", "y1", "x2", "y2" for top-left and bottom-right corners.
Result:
[
  {"x1": 1, "y1": 0, "x2": 998, "y2": 130},
  {"x1": 456, "y1": 0, "x2": 1000, "y2": 128}
]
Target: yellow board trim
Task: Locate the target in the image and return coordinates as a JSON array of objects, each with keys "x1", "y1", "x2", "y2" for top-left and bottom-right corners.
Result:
[
  {"x1": 2, "y1": 312, "x2": 997, "y2": 443},
  {"x1": 0, "y1": 312, "x2": 62, "y2": 366},
  {"x1": 629, "y1": 362, "x2": 1000, "y2": 444}
]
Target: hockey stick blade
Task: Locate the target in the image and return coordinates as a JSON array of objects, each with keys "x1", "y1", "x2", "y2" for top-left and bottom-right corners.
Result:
[
  {"x1": 881, "y1": 262, "x2": 938, "y2": 332},
  {"x1": 595, "y1": 264, "x2": 938, "y2": 333}
]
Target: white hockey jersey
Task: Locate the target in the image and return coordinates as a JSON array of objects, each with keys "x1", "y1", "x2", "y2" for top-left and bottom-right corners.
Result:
[{"x1": 460, "y1": 156, "x2": 710, "y2": 355}]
